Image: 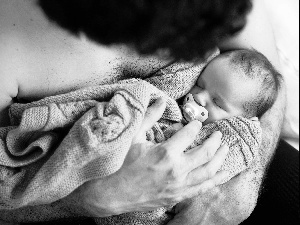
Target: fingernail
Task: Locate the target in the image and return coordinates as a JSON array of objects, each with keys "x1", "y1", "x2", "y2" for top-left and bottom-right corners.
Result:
[
  {"x1": 194, "y1": 120, "x2": 203, "y2": 129},
  {"x1": 214, "y1": 131, "x2": 222, "y2": 138}
]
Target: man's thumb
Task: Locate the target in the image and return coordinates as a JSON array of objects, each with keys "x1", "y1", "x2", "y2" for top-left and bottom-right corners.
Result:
[
  {"x1": 133, "y1": 98, "x2": 167, "y2": 143},
  {"x1": 142, "y1": 97, "x2": 167, "y2": 132}
]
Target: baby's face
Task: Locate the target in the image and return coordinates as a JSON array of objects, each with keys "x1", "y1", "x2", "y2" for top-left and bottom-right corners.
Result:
[{"x1": 186, "y1": 56, "x2": 258, "y2": 125}]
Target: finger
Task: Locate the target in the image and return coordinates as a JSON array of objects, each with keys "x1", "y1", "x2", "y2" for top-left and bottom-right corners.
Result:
[
  {"x1": 133, "y1": 98, "x2": 166, "y2": 143},
  {"x1": 163, "y1": 120, "x2": 202, "y2": 154},
  {"x1": 198, "y1": 170, "x2": 230, "y2": 193},
  {"x1": 170, "y1": 123, "x2": 184, "y2": 132},
  {"x1": 141, "y1": 97, "x2": 167, "y2": 133},
  {"x1": 185, "y1": 170, "x2": 230, "y2": 199},
  {"x1": 185, "y1": 131, "x2": 223, "y2": 169},
  {"x1": 187, "y1": 144, "x2": 229, "y2": 186}
]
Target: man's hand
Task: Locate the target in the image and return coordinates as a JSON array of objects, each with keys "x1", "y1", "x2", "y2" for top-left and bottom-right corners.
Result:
[
  {"x1": 168, "y1": 161, "x2": 264, "y2": 225},
  {"x1": 69, "y1": 98, "x2": 229, "y2": 217}
]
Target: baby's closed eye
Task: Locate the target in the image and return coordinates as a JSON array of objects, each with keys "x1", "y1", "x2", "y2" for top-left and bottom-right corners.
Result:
[{"x1": 212, "y1": 98, "x2": 222, "y2": 108}]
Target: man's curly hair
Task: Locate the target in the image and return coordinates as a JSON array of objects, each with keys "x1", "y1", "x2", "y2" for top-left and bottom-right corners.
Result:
[{"x1": 38, "y1": 0, "x2": 252, "y2": 60}]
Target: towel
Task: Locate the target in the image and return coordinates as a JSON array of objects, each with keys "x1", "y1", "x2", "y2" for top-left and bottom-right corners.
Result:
[{"x1": 0, "y1": 52, "x2": 261, "y2": 223}]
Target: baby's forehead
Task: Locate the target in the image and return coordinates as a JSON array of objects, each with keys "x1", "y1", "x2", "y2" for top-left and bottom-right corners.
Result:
[
  {"x1": 215, "y1": 55, "x2": 262, "y2": 81},
  {"x1": 206, "y1": 57, "x2": 261, "y2": 94},
  {"x1": 202, "y1": 56, "x2": 245, "y2": 80}
]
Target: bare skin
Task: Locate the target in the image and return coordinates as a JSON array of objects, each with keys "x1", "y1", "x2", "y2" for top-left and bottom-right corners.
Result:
[{"x1": 0, "y1": 0, "x2": 286, "y2": 224}]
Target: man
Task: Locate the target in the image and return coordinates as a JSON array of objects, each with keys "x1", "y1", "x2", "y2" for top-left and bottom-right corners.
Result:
[{"x1": 1, "y1": 0, "x2": 297, "y2": 224}]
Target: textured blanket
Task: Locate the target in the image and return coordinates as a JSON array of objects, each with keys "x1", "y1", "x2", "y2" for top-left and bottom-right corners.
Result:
[{"x1": 0, "y1": 53, "x2": 261, "y2": 224}]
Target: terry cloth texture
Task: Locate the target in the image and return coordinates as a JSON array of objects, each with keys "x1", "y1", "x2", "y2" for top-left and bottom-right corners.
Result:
[{"x1": 0, "y1": 52, "x2": 261, "y2": 224}]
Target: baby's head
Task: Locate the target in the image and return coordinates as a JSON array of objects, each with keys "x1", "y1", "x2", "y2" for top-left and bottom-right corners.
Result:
[{"x1": 184, "y1": 49, "x2": 282, "y2": 124}]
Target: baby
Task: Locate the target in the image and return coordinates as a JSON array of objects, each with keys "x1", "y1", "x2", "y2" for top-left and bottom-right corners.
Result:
[{"x1": 182, "y1": 49, "x2": 281, "y2": 126}]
